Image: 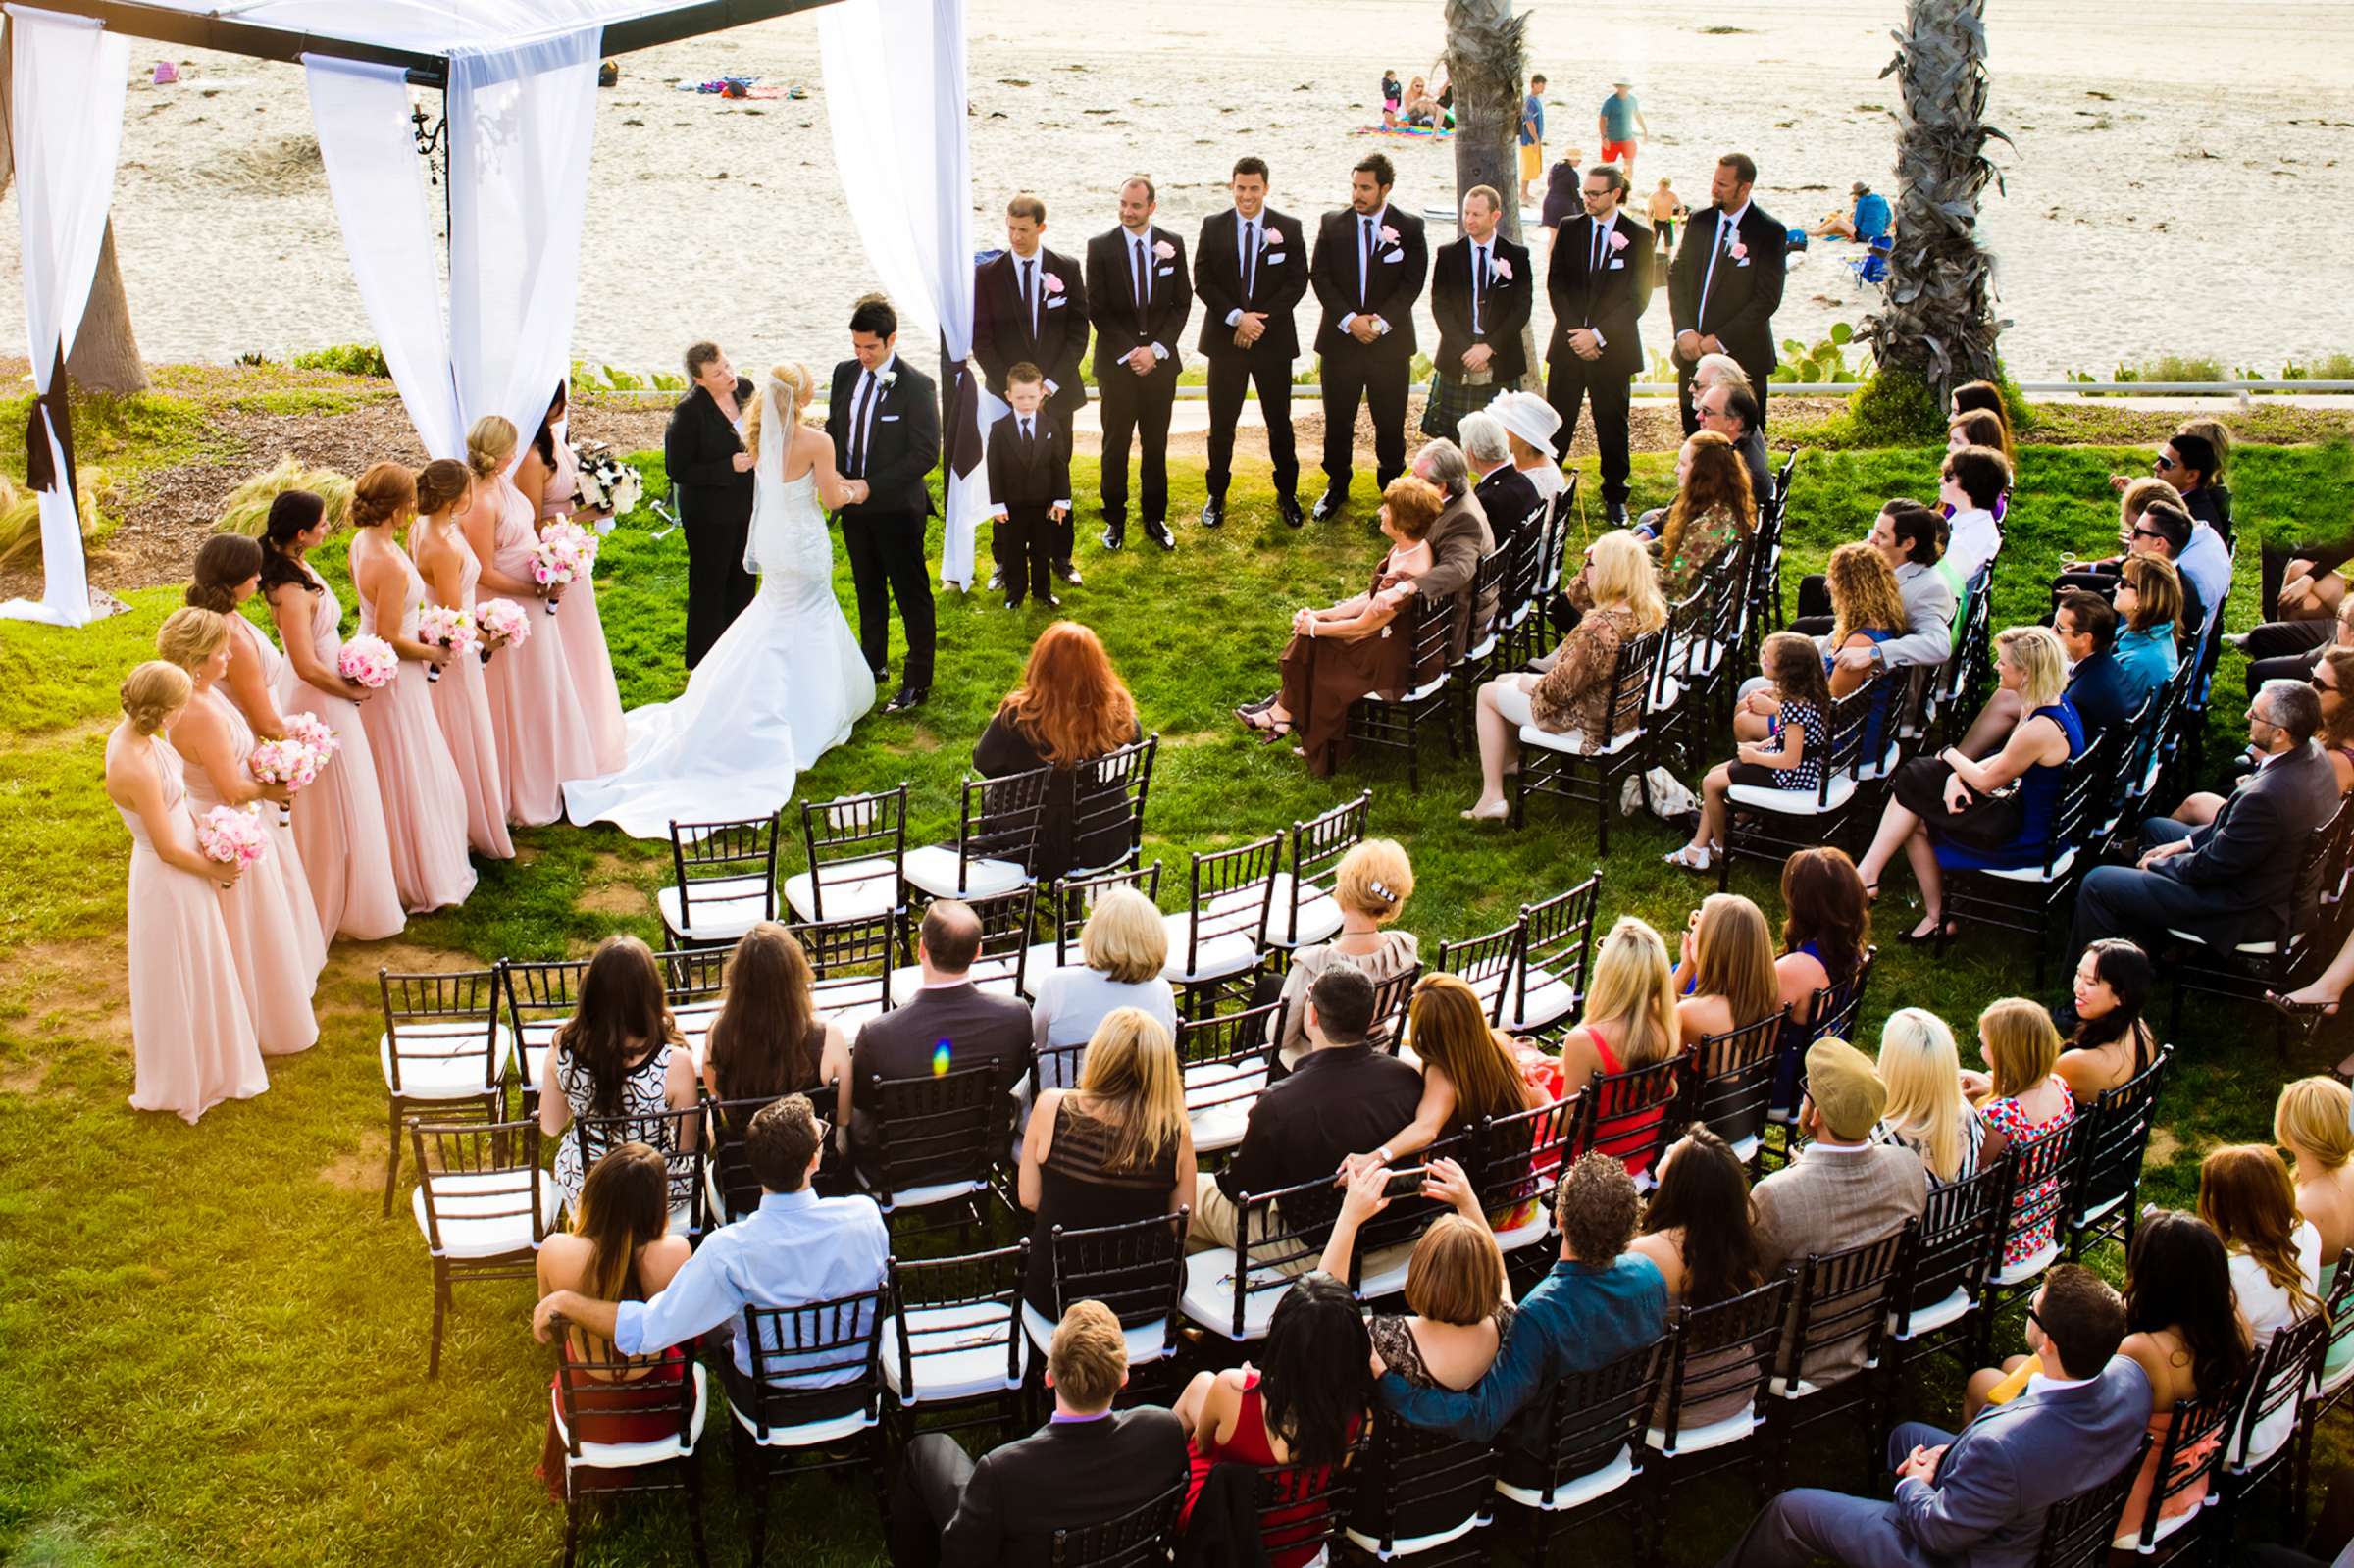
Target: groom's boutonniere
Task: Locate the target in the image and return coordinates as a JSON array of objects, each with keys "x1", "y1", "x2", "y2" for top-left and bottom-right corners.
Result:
[
  {"x1": 1042, "y1": 273, "x2": 1065, "y2": 295},
  {"x1": 1609, "y1": 230, "x2": 1629, "y2": 252},
  {"x1": 1491, "y1": 256, "x2": 1513, "y2": 280},
  {"x1": 1152, "y1": 239, "x2": 1176, "y2": 260},
  {"x1": 878, "y1": 368, "x2": 898, "y2": 388},
  {"x1": 1379, "y1": 225, "x2": 1401, "y2": 245}
]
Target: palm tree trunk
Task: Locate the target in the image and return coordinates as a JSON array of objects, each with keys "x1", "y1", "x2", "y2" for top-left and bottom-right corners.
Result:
[
  {"x1": 1443, "y1": 0, "x2": 1539, "y2": 387},
  {"x1": 1863, "y1": 0, "x2": 2010, "y2": 410}
]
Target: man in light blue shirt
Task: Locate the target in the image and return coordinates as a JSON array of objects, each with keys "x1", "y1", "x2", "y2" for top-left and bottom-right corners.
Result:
[
  {"x1": 2176, "y1": 517, "x2": 2232, "y2": 636},
  {"x1": 532, "y1": 1095, "x2": 889, "y2": 1402}
]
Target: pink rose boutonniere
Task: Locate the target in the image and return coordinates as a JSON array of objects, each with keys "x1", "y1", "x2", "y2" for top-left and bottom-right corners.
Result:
[
  {"x1": 1042, "y1": 273, "x2": 1065, "y2": 295},
  {"x1": 1491, "y1": 256, "x2": 1514, "y2": 280},
  {"x1": 1729, "y1": 239, "x2": 1749, "y2": 261},
  {"x1": 1609, "y1": 230, "x2": 1630, "y2": 252},
  {"x1": 1152, "y1": 239, "x2": 1176, "y2": 260},
  {"x1": 1380, "y1": 225, "x2": 1402, "y2": 246}
]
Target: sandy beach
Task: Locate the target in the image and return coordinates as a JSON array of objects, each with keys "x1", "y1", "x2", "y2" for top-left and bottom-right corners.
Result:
[{"x1": 0, "y1": 0, "x2": 2348, "y2": 384}]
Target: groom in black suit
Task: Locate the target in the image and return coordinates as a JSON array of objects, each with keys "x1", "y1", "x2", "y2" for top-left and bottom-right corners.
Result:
[
  {"x1": 1309, "y1": 151, "x2": 1428, "y2": 520},
  {"x1": 972, "y1": 192, "x2": 1089, "y2": 584},
  {"x1": 1084, "y1": 177, "x2": 1192, "y2": 553},
  {"x1": 826, "y1": 294, "x2": 940, "y2": 714},
  {"x1": 1548, "y1": 163, "x2": 1655, "y2": 524},
  {"x1": 1194, "y1": 155, "x2": 1308, "y2": 530},
  {"x1": 1668, "y1": 151, "x2": 1787, "y2": 434}
]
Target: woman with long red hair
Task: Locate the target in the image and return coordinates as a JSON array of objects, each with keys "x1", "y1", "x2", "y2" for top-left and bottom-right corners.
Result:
[{"x1": 975, "y1": 621, "x2": 1144, "y2": 881}]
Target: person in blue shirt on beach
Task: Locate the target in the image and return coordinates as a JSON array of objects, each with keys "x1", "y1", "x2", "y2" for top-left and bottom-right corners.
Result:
[
  {"x1": 1518, "y1": 74, "x2": 1548, "y2": 203},
  {"x1": 1598, "y1": 81, "x2": 1648, "y2": 177}
]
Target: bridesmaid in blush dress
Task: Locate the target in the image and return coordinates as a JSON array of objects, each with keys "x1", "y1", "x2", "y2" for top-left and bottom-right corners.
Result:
[
  {"x1": 515, "y1": 382, "x2": 628, "y2": 774},
  {"x1": 409, "y1": 459, "x2": 515, "y2": 860},
  {"x1": 463, "y1": 415, "x2": 602, "y2": 828},
  {"x1": 349, "y1": 462, "x2": 478, "y2": 913},
  {"x1": 260, "y1": 489, "x2": 406, "y2": 943},
  {"x1": 155, "y1": 608, "x2": 325, "y2": 1057},
  {"x1": 185, "y1": 534, "x2": 293, "y2": 747},
  {"x1": 104, "y1": 661, "x2": 268, "y2": 1124}
]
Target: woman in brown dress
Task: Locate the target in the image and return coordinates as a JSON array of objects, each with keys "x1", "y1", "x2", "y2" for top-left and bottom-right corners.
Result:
[{"x1": 1237, "y1": 475, "x2": 1446, "y2": 775}]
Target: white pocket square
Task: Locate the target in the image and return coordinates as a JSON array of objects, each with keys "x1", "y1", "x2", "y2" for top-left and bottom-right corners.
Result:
[
  {"x1": 879, "y1": 413, "x2": 900, "y2": 422},
  {"x1": 1736, "y1": 258, "x2": 1751, "y2": 268},
  {"x1": 1608, "y1": 258, "x2": 1625, "y2": 270},
  {"x1": 1383, "y1": 249, "x2": 1405, "y2": 263},
  {"x1": 1046, "y1": 296, "x2": 1067, "y2": 309},
  {"x1": 1265, "y1": 251, "x2": 1287, "y2": 264},
  {"x1": 1155, "y1": 265, "x2": 1174, "y2": 277}
]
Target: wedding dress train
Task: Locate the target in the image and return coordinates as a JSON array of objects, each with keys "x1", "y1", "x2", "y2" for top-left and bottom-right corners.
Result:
[{"x1": 564, "y1": 416, "x2": 875, "y2": 838}]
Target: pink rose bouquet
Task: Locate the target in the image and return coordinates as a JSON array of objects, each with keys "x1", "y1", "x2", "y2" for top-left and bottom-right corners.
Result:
[
  {"x1": 281, "y1": 711, "x2": 338, "y2": 768},
  {"x1": 531, "y1": 520, "x2": 598, "y2": 614},
  {"x1": 247, "y1": 738, "x2": 319, "y2": 827},
  {"x1": 336, "y1": 634, "x2": 398, "y2": 690},
  {"x1": 475, "y1": 597, "x2": 532, "y2": 660},
  {"x1": 194, "y1": 803, "x2": 268, "y2": 886},
  {"x1": 416, "y1": 605, "x2": 478, "y2": 683}
]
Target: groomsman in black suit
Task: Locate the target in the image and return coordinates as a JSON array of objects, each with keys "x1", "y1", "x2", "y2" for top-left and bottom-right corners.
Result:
[
  {"x1": 1423, "y1": 182, "x2": 1532, "y2": 445},
  {"x1": 1668, "y1": 152, "x2": 1787, "y2": 434},
  {"x1": 972, "y1": 192, "x2": 1089, "y2": 584},
  {"x1": 1547, "y1": 163, "x2": 1655, "y2": 525},
  {"x1": 1084, "y1": 177, "x2": 1192, "y2": 552},
  {"x1": 1309, "y1": 152, "x2": 1428, "y2": 520},
  {"x1": 1194, "y1": 156, "x2": 1308, "y2": 530},
  {"x1": 983, "y1": 364, "x2": 1070, "y2": 611},
  {"x1": 826, "y1": 294, "x2": 939, "y2": 714}
]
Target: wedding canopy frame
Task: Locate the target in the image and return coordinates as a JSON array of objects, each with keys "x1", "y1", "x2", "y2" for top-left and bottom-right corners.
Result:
[{"x1": 6, "y1": 0, "x2": 993, "y2": 629}]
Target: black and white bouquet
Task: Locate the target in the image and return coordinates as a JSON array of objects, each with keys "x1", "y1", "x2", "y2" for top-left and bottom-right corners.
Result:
[{"x1": 572, "y1": 444, "x2": 644, "y2": 534}]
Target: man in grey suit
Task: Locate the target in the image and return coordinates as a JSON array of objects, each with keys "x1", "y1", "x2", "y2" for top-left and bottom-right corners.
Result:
[
  {"x1": 1752, "y1": 1039, "x2": 1928, "y2": 1385},
  {"x1": 1719, "y1": 1265, "x2": 2151, "y2": 1568},
  {"x1": 2071, "y1": 679, "x2": 2343, "y2": 957}
]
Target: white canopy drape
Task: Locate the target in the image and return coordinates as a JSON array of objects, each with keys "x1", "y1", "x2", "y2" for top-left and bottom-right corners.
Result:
[
  {"x1": 818, "y1": 0, "x2": 985, "y2": 588},
  {"x1": 1, "y1": 4, "x2": 128, "y2": 628}
]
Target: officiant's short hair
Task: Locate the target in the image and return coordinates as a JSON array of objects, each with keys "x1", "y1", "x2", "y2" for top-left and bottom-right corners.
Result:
[
  {"x1": 684, "y1": 341, "x2": 722, "y2": 379},
  {"x1": 1007, "y1": 362, "x2": 1044, "y2": 387},
  {"x1": 1006, "y1": 192, "x2": 1047, "y2": 223},
  {"x1": 849, "y1": 294, "x2": 897, "y2": 338}
]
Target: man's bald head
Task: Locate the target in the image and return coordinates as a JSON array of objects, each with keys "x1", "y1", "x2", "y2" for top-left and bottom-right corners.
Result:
[{"x1": 920, "y1": 899, "x2": 983, "y2": 974}]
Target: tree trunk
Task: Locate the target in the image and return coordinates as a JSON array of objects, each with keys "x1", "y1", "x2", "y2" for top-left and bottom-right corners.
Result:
[
  {"x1": 1862, "y1": 0, "x2": 2009, "y2": 407},
  {"x1": 67, "y1": 224, "x2": 149, "y2": 394},
  {"x1": 1442, "y1": 0, "x2": 1539, "y2": 387}
]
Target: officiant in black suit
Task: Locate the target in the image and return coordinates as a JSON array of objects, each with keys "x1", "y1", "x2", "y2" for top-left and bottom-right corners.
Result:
[
  {"x1": 1309, "y1": 151, "x2": 1428, "y2": 520},
  {"x1": 1194, "y1": 155, "x2": 1308, "y2": 530},
  {"x1": 1084, "y1": 177, "x2": 1192, "y2": 553},
  {"x1": 1423, "y1": 182, "x2": 1532, "y2": 446},
  {"x1": 827, "y1": 294, "x2": 940, "y2": 715},
  {"x1": 1668, "y1": 152, "x2": 1787, "y2": 434},
  {"x1": 1547, "y1": 164, "x2": 1655, "y2": 524},
  {"x1": 663, "y1": 341, "x2": 757, "y2": 669},
  {"x1": 973, "y1": 193, "x2": 1089, "y2": 584}
]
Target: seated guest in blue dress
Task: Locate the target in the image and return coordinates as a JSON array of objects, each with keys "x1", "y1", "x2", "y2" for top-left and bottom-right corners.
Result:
[
  {"x1": 2055, "y1": 590, "x2": 2136, "y2": 733},
  {"x1": 2111, "y1": 555, "x2": 2181, "y2": 706},
  {"x1": 1856, "y1": 627, "x2": 2084, "y2": 944}
]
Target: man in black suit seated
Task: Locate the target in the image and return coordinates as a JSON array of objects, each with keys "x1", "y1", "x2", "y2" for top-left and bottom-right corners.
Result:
[
  {"x1": 1668, "y1": 152, "x2": 1787, "y2": 433},
  {"x1": 983, "y1": 365, "x2": 1071, "y2": 612},
  {"x1": 1187, "y1": 966, "x2": 1423, "y2": 1255},
  {"x1": 1547, "y1": 163, "x2": 1655, "y2": 525},
  {"x1": 826, "y1": 294, "x2": 940, "y2": 714},
  {"x1": 844, "y1": 900, "x2": 1034, "y2": 1177},
  {"x1": 1308, "y1": 151, "x2": 1429, "y2": 522},
  {"x1": 972, "y1": 193, "x2": 1089, "y2": 586},
  {"x1": 1085, "y1": 176, "x2": 1193, "y2": 553},
  {"x1": 1422, "y1": 183, "x2": 1532, "y2": 447},
  {"x1": 1459, "y1": 409, "x2": 1542, "y2": 554},
  {"x1": 1195, "y1": 155, "x2": 1309, "y2": 531},
  {"x1": 2071, "y1": 680, "x2": 2344, "y2": 959},
  {"x1": 887, "y1": 1299, "x2": 1191, "y2": 1568}
]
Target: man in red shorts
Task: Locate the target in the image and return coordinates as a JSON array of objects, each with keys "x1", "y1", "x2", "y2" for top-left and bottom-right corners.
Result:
[{"x1": 1598, "y1": 80, "x2": 1648, "y2": 178}]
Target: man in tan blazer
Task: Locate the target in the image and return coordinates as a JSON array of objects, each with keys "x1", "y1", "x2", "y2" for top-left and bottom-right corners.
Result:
[
  {"x1": 1393, "y1": 437, "x2": 1496, "y2": 660},
  {"x1": 1752, "y1": 1038, "x2": 1928, "y2": 1386}
]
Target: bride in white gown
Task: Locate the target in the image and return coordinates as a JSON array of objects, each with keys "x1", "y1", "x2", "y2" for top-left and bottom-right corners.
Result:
[{"x1": 565, "y1": 361, "x2": 877, "y2": 837}]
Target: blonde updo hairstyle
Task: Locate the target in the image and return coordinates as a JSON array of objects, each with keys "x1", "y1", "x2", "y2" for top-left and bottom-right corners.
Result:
[
  {"x1": 350, "y1": 461, "x2": 417, "y2": 531},
  {"x1": 742, "y1": 361, "x2": 814, "y2": 464},
  {"x1": 155, "y1": 606, "x2": 230, "y2": 672},
  {"x1": 466, "y1": 415, "x2": 520, "y2": 480},
  {"x1": 1335, "y1": 838, "x2": 1415, "y2": 926},
  {"x1": 121, "y1": 661, "x2": 194, "y2": 735}
]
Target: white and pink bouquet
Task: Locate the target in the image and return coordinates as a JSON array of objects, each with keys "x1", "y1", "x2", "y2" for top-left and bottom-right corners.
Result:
[
  {"x1": 572, "y1": 446, "x2": 643, "y2": 534},
  {"x1": 247, "y1": 738, "x2": 320, "y2": 828},
  {"x1": 194, "y1": 803, "x2": 268, "y2": 886},
  {"x1": 475, "y1": 597, "x2": 533, "y2": 660},
  {"x1": 281, "y1": 711, "x2": 339, "y2": 768},
  {"x1": 531, "y1": 521, "x2": 598, "y2": 613},
  {"x1": 336, "y1": 634, "x2": 398, "y2": 690},
  {"x1": 416, "y1": 605, "x2": 479, "y2": 683}
]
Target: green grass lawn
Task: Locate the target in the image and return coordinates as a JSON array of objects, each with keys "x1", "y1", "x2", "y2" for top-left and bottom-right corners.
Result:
[{"x1": 1, "y1": 432, "x2": 2349, "y2": 1564}]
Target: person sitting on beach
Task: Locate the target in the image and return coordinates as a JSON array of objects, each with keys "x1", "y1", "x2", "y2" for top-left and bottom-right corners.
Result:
[
  {"x1": 1402, "y1": 76, "x2": 1440, "y2": 127},
  {"x1": 1811, "y1": 182, "x2": 1892, "y2": 243}
]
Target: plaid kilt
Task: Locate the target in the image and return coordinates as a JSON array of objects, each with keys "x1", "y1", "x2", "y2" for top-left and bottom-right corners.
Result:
[{"x1": 1420, "y1": 372, "x2": 1495, "y2": 443}]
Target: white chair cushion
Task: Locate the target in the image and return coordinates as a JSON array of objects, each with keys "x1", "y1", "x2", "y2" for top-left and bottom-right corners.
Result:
[
  {"x1": 381, "y1": 1022, "x2": 512, "y2": 1100},
  {"x1": 1991, "y1": 1239, "x2": 2061, "y2": 1289},
  {"x1": 1517, "y1": 722, "x2": 1641, "y2": 757},
  {"x1": 1854, "y1": 742, "x2": 1903, "y2": 784},
  {"x1": 554, "y1": 1363, "x2": 707, "y2": 1471},
  {"x1": 657, "y1": 875, "x2": 771, "y2": 941},
  {"x1": 1346, "y1": 1514, "x2": 1488, "y2": 1555},
  {"x1": 1647, "y1": 1408, "x2": 1758, "y2": 1457},
  {"x1": 881, "y1": 1300, "x2": 1027, "y2": 1402},
  {"x1": 890, "y1": 958, "x2": 1024, "y2": 1007},
  {"x1": 900, "y1": 844, "x2": 1032, "y2": 901},
  {"x1": 1022, "y1": 1301, "x2": 1176, "y2": 1364},
  {"x1": 1185, "y1": 1057, "x2": 1267, "y2": 1153},
  {"x1": 1888, "y1": 1286, "x2": 1974, "y2": 1340},
  {"x1": 1504, "y1": 966, "x2": 1577, "y2": 1034},
  {"x1": 674, "y1": 1001, "x2": 723, "y2": 1073},
  {"x1": 1261, "y1": 875, "x2": 1345, "y2": 949},
  {"x1": 728, "y1": 1392, "x2": 877, "y2": 1448},
  {"x1": 2163, "y1": 927, "x2": 2277, "y2": 955},
  {"x1": 812, "y1": 976, "x2": 889, "y2": 1033},
  {"x1": 1982, "y1": 847, "x2": 2076, "y2": 883},
  {"x1": 516, "y1": 1022, "x2": 558, "y2": 1093},
  {"x1": 1490, "y1": 1210, "x2": 1553, "y2": 1254},
  {"x1": 783, "y1": 856, "x2": 901, "y2": 923},
  {"x1": 1016, "y1": 939, "x2": 1072, "y2": 998},
  {"x1": 413, "y1": 1169, "x2": 557, "y2": 1258},
  {"x1": 1181, "y1": 1248, "x2": 1287, "y2": 1340},
  {"x1": 867, "y1": 1177, "x2": 989, "y2": 1214},
  {"x1": 1726, "y1": 775, "x2": 1858, "y2": 814},
  {"x1": 2121, "y1": 1501, "x2": 2201, "y2": 1550},
  {"x1": 1161, "y1": 914, "x2": 1263, "y2": 985},
  {"x1": 1493, "y1": 1442, "x2": 1636, "y2": 1510}
]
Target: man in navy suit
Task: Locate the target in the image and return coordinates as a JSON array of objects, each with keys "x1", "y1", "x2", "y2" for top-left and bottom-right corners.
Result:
[
  {"x1": 1668, "y1": 152, "x2": 1787, "y2": 434},
  {"x1": 1084, "y1": 177, "x2": 1192, "y2": 553},
  {"x1": 1547, "y1": 163, "x2": 1655, "y2": 525},
  {"x1": 1719, "y1": 1266, "x2": 2150, "y2": 1568},
  {"x1": 1194, "y1": 156, "x2": 1308, "y2": 530},
  {"x1": 1308, "y1": 151, "x2": 1428, "y2": 520}
]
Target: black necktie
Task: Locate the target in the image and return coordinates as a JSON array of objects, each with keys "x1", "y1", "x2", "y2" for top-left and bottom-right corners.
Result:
[
  {"x1": 1473, "y1": 243, "x2": 1488, "y2": 335},
  {"x1": 1359, "y1": 215, "x2": 1374, "y2": 308},
  {"x1": 1242, "y1": 219, "x2": 1256, "y2": 301},
  {"x1": 1020, "y1": 417, "x2": 1034, "y2": 456},
  {"x1": 849, "y1": 372, "x2": 875, "y2": 476},
  {"x1": 1019, "y1": 258, "x2": 1035, "y2": 339},
  {"x1": 1133, "y1": 234, "x2": 1150, "y2": 332},
  {"x1": 1593, "y1": 221, "x2": 1606, "y2": 276}
]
